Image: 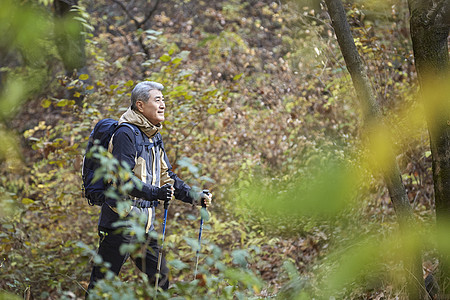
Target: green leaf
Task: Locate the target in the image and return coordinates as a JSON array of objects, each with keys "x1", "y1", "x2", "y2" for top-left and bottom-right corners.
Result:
[
  {"x1": 114, "y1": 60, "x2": 123, "y2": 69},
  {"x1": 168, "y1": 259, "x2": 189, "y2": 270},
  {"x1": 172, "y1": 57, "x2": 183, "y2": 65},
  {"x1": 198, "y1": 34, "x2": 217, "y2": 47},
  {"x1": 167, "y1": 43, "x2": 179, "y2": 55},
  {"x1": 177, "y1": 50, "x2": 190, "y2": 60},
  {"x1": 93, "y1": 254, "x2": 103, "y2": 265},
  {"x1": 79, "y1": 74, "x2": 89, "y2": 80},
  {"x1": 21, "y1": 198, "x2": 35, "y2": 205},
  {"x1": 233, "y1": 73, "x2": 243, "y2": 81},
  {"x1": 159, "y1": 54, "x2": 171, "y2": 62},
  {"x1": 41, "y1": 99, "x2": 52, "y2": 108},
  {"x1": 0, "y1": 291, "x2": 21, "y2": 300},
  {"x1": 184, "y1": 237, "x2": 200, "y2": 252},
  {"x1": 201, "y1": 208, "x2": 210, "y2": 221},
  {"x1": 207, "y1": 107, "x2": 220, "y2": 114},
  {"x1": 82, "y1": 23, "x2": 95, "y2": 32},
  {"x1": 145, "y1": 29, "x2": 162, "y2": 36},
  {"x1": 231, "y1": 249, "x2": 249, "y2": 267},
  {"x1": 56, "y1": 99, "x2": 75, "y2": 107}
]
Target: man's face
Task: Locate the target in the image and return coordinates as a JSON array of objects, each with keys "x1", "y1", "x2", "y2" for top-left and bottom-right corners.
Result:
[{"x1": 136, "y1": 89, "x2": 165, "y2": 125}]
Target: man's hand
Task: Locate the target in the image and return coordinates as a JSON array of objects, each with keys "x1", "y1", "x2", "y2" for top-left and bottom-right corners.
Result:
[
  {"x1": 156, "y1": 183, "x2": 174, "y2": 202},
  {"x1": 134, "y1": 199, "x2": 154, "y2": 208},
  {"x1": 199, "y1": 190, "x2": 212, "y2": 208}
]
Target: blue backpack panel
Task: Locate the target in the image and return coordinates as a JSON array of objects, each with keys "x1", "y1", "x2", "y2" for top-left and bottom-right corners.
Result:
[{"x1": 82, "y1": 118, "x2": 144, "y2": 206}]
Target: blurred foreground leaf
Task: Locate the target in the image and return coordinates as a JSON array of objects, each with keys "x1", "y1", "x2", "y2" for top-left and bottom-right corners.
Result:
[{"x1": 241, "y1": 156, "x2": 361, "y2": 219}]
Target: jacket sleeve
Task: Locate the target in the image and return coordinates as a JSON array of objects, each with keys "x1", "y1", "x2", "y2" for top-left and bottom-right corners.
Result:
[
  {"x1": 109, "y1": 127, "x2": 159, "y2": 205},
  {"x1": 159, "y1": 140, "x2": 195, "y2": 204}
]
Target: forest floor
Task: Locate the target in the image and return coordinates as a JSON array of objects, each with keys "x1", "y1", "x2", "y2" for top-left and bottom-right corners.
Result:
[{"x1": 1, "y1": 0, "x2": 439, "y2": 299}]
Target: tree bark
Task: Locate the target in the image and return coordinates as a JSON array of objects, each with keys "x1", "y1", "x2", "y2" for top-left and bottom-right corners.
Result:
[
  {"x1": 323, "y1": 0, "x2": 425, "y2": 299},
  {"x1": 54, "y1": 0, "x2": 86, "y2": 76},
  {"x1": 408, "y1": 0, "x2": 450, "y2": 296}
]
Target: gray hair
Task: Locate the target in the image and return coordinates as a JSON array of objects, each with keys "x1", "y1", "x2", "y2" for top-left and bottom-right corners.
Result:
[{"x1": 130, "y1": 81, "x2": 164, "y2": 110}]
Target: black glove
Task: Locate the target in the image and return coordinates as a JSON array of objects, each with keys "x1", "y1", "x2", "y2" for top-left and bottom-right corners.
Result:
[
  {"x1": 199, "y1": 190, "x2": 211, "y2": 208},
  {"x1": 156, "y1": 183, "x2": 174, "y2": 202},
  {"x1": 133, "y1": 199, "x2": 154, "y2": 208}
]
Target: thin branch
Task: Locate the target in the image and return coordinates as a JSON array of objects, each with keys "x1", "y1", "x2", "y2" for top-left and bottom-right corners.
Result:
[
  {"x1": 426, "y1": 0, "x2": 447, "y2": 26},
  {"x1": 110, "y1": 0, "x2": 140, "y2": 28},
  {"x1": 140, "y1": 0, "x2": 161, "y2": 27},
  {"x1": 104, "y1": 18, "x2": 135, "y2": 58},
  {"x1": 109, "y1": 0, "x2": 161, "y2": 59},
  {"x1": 112, "y1": 0, "x2": 161, "y2": 29}
]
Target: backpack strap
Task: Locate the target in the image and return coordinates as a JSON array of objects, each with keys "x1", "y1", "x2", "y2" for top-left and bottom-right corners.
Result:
[
  {"x1": 115, "y1": 123, "x2": 160, "y2": 208},
  {"x1": 117, "y1": 123, "x2": 151, "y2": 157}
]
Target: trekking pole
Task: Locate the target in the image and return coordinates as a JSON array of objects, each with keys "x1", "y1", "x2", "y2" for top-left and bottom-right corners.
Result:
[
  {"x1": 155, "y1": 198, "x2": 170, "y2": 296},
  {"x1": 194, "y1": 190, "x2": 210, "y2": 280}
]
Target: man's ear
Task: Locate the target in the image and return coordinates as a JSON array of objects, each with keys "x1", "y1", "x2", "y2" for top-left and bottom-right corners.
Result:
[{"x1": 135, "y1": 100, "x2": 144, "y2": 112}]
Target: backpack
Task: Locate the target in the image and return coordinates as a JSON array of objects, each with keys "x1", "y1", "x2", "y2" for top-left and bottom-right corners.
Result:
[{"x1": 82, "y1": 118, "x2": 149, "y2": 206}]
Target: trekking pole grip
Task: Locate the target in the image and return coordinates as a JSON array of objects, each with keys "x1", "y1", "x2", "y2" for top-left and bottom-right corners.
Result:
[{"x1": 201, "y1": 189, "x2": 209, "y2": 208}]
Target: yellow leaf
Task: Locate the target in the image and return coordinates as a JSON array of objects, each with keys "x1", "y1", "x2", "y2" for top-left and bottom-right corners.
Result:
[
  {"x1": 86, "y1": 85, "x2": 94, "y2": 90},
  {"x1": 79, "y1": 74, "x2": 89, "y2": 80},
  {"x1": 22, "y1": 198, "x2": 35, "y2": 205},
  {"x1": 57, "y1": 99, "x2": 69, "y2": 107},
  {"x1": 41, "y1": 99, "x2": 52, "y2": 108},
  {"x1": 74, "y1": 92, "x2": 81, "y2": 98},
  {"x1": 233, "y1": 73, "x2": 243, "y2": 81},
  {"x1": 160, "y1": 54, "x2": 171, "y2": 62}
]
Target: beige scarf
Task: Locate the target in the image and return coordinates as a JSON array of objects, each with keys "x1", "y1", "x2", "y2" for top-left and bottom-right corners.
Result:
[{"x1": 118, "y1": 108, "x2": 161, "y2": 138}]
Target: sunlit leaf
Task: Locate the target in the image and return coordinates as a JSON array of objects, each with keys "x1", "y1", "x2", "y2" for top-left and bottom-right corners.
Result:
[
  {"x1": 159, "y1": 54, "x2": 171, "y2": 62},
  {"x1": 56, "y1": 99, "x2": 75, "y2": 107},
  {"x1": 233, "y1": 73, "x2": 243, "y2": 81},
  {"x1": 41, "y1": 99, "x2": 52, "y2": 108},
  {"x1": 200, "y1": 208, "x2": 210, "y2": 221},
  {"x1": 79, "y1": 74, "x2": 89, "y2": 80},
  {"x1": 207, "y1": 107, "x2": 220, "y2": 114},
  {"x1": 172, "y1": 57, "x2": 183, "y2": 64},
  {"x1": 21, "y1": 198, "x2": 35, "y2": 205},
  {"x1": 168, "y1": 259, "x2": 189, "y2": 270}
]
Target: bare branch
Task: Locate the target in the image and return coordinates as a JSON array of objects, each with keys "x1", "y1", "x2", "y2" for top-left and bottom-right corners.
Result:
[
  {"x1": 110, "y1": 0, "x2": 161, "y2": 29},
  {"x1": 140, "y1": 0, "x2": 161, "y2": 27},
  {"x1": 427, "y1": 0, "x2": 448, "y2": 26},
  {"x1": 110, "y1": 0, "x2": 140, "y2": 28}
]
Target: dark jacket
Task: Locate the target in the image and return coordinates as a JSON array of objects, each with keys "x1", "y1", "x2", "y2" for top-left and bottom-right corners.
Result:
[{"x1": 98, "y1": 121, "x2": 194, "y2": 232}]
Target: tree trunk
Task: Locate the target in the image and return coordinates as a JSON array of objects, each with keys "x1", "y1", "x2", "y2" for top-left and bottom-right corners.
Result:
[
  {"x1": 323, "y1": 0, "x2": 425, "y2": 299},
  {"x1": 408, "y1": 0, "x2": 450, "y2": 297},
  {"x1": 54, "y1": 0, "x2": 86, "y2": 77}
]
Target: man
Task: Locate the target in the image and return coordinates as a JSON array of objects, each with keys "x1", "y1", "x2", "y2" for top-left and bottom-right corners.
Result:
[{"x1": 86, "y1": 81, "x2": 212, "y2": 294}]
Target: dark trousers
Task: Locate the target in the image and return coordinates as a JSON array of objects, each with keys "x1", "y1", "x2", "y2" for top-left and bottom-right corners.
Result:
[{"x1": 86, "y1": 228, "x2": 169, "y2": 296}]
